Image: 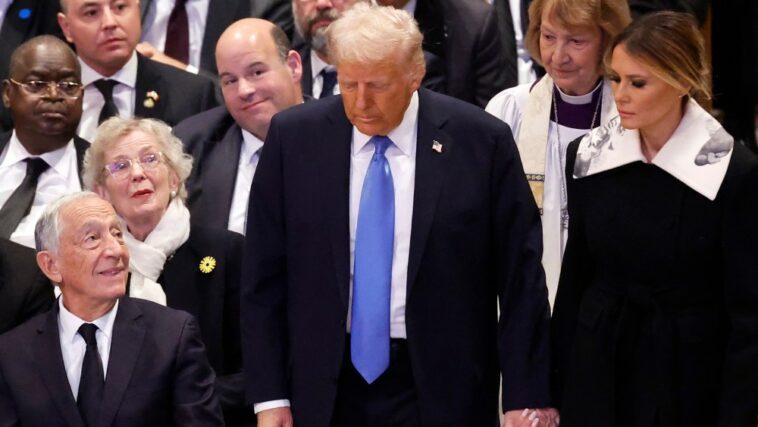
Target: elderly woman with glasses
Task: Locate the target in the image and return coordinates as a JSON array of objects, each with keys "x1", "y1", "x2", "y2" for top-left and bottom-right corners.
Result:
[{"x1": 82, "y1": 117, "x2": 251, "y2": 426}]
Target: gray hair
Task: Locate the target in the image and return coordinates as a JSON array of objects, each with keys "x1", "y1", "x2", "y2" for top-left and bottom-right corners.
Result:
[
  {"x1": 82, "y1": 117, "x2": 193, "y2": 201},
  {"x1": 325, "y1": 3, "x2": 425, "y2": 74},
  {"x1": 35, "y1": 191, "x2": 101, "y2": 254}
]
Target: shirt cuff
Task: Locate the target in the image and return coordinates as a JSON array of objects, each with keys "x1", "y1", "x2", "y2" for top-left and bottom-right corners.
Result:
[
  {"x1": 253, "y1": 399, "x2": 291, "y2": 414},
  {"x1": 185, "y1": 64, "x2": 199, "y2": 74}
]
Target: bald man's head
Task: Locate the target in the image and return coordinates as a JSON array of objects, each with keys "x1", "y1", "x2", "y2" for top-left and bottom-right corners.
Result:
[
  {"x1": 9, "y1": 36, "x2": 80, "y2": 79},
  {"x1": 216, "y1": 19, "x2": 304, "y2": 141}
]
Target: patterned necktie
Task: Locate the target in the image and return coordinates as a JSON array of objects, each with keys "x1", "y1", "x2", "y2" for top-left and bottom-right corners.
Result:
[
  {"x1": 93, "y1": 79, "x2": 119, "y2": 124},
  {"x1": 0, "y1": 157, "x2": 49, "y2": 238},
  {"x1": 165, "y1": 0, "x2": 190, "y2": 64},
  {"x1": 351, "y1": 135, "x2": 394, "y2": 384},
  {"x1": 77, "y1": 323, "x2": 104, "y2": 427},
  {"x1": 319, "y1": 69, "x2": 338, "y2": 99}
]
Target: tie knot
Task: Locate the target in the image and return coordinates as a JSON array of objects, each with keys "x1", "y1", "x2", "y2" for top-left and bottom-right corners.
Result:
[
  {"x1": 371, "y1": 136, "x2": 392, "y2": 156},
  {"x1": 25, "y1": 157, "x2": 49, "y2": 178},
  {"x1": 93, "y1": 79, "x2": 117, "y2": 98},
  {"x1": 78, "y1": 323, "x2": 99, "y2": 346}
]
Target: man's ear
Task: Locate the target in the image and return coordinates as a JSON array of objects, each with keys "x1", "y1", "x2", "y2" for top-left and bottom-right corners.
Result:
[
  {"x1": 57, "y1": 12, "x2": 74, "y2": 44},
  {"x1": 2, "y1": 80, "x2": 11, "y2": 108},
  {"x1": 286, "y1": 50, "x2": 303, "y2": 83},
  {"x1": 37, "y1": 250, "x2": 63, "y2": 284}
]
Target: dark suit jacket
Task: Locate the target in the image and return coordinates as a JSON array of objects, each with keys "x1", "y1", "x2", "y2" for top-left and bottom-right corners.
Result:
[
  {"x1": 157, "y1": 225, "x2": 252, "y2": 426},
  {"x1": 132, "y1": 54, "x2": 218, "y2": 126},
  {"x1": 414, "y1": 0, "x2": 509, "y2": 107},
  {"x1": 0, "y1": 296, "x2": 224, "y2": 427},
  {"x1": 241, "y1": 90, "x2": 551, "y2": 426},
  {"x1": 173, "y1": 106, "x2": 241, "y2": 230},
  {"x1": 139, "y1": 0, "x2": 293, "y2": 76},
  {"x1": 0, "y1": 238, "x2": 53, "y2": 335},
  {"x1": 0, "y1": 0, "x2": 64, "y2": 131}
]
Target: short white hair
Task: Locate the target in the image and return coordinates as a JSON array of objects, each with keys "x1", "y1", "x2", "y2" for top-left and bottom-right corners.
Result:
[
  {"x1": 35, "y1": 191, "x2": 102, "y2": 254},
  {"x1": 326, "y1": 3, "x2": 425, "y2": 74}
]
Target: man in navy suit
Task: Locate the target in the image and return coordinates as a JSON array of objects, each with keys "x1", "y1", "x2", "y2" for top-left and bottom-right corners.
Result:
[
  {"x1": 0, "y1": 192, "x2": 223, "y2": 426},
  {"x1": 241, "y1": 4, "x2": 555, "y2": 427}
]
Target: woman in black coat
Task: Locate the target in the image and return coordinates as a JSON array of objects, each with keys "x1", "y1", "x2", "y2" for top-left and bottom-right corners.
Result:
[
  {"x1": 552, "y1": 12, "x2": 758, "y2": 427},
  {"x1": 83, "y1": 117, "x2": 251, "y2": 426}
]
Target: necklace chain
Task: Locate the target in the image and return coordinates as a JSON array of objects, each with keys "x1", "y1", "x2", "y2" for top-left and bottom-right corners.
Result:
[{"x1": 552, "y1": 86, "x2": 602, "y2": 230}]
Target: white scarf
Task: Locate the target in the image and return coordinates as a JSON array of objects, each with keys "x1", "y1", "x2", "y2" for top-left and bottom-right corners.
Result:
[
  {"x1": 517, "y1": 74, "x2": 617, "y2": 208},
  {"x1": 124, "y1": 198, "x2": 191, "y2": 305}
]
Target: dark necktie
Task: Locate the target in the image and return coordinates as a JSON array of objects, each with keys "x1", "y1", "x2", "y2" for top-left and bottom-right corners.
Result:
[
  {"x1": 319, "y1": 69, "x2": 338, "y2": 99},
  {"x1": 351, "y1": 136, "x2": 394, "y2": 384},
  {"x1": 93, "y1": 79, "x2": 119, "y2": 124},
  {"x1": 0, "y1": 157, "x2": 49, "y2": 238},
  {"x1": 164, "y1": 0, "x2": 190, "y2": 64},
  {"x1": 77, "y1": 323, "x2": 104, "y2": 427}
]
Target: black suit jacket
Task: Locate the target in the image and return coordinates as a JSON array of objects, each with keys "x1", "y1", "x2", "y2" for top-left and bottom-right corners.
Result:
[
  {"x1": 0, "y1": 238, "x2": 53, "y2": 335},
  {"x1": 173, "y1": 106, "x2": 241, "y2": 230},
  {"x1": 241, "y1": 90, "x2": 551, "y2": 426},
  {"x1": 131, "y1": 54, "x2": 218, "y2": 126},
  {"x1": 157, "y1": 225, "x2": 252, "y2": 426},
  {"x1": 414, "y1": 0, "x2": 509, "y2": 107},
  {"x1": 0, "y1": 0, "x2": 64, "y2": 131},
  {"x1": 0, "y1": 296, "x2": 224, "y2": 427}
]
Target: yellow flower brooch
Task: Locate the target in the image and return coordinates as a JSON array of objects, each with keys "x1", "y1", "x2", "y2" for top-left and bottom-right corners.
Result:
[{"x1": 199, "y1": 256, "x2": 217, "y2": 274}]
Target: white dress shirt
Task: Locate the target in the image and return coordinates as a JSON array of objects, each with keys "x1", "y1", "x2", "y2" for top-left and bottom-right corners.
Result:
[
  {"x1": 0, "y1": 0, "x2": 13, "y2": 30},
  {"x1": 309, "y1": 51, "x2": 340, "y2": 99},
  {"x1": 78, "y1": 52, "x2": 139, "y2": 141},
  {"x1": 58, "y1": 297, "x2": 119, "y2": 400},
  {"x1": 0, "y1": 132, "x2": 82, "y2": 248},
  {"x1": 254, "y1": 93, "x2": 420, "y2": 414},
  {"x1": 141, "y1": 0, "x2": 210, "y2": 71},
  {"x1": 228, "y1": 129, "x2": 263, "y2": 235}
]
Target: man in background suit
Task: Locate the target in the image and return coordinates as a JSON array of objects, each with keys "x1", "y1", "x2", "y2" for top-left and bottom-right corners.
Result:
[
  {"x1": 0, "y1": 0, "x2": 63, "y2": 131},
  {"x1": 242, "y1": 4, "x2": 555, "y2": 427},
  {"x1": 1, "y1": 36, "x2": 87, "y2": 248},
  {"x1": 57, "y1": 0, "x2": 218, "y2": 141},
  {"x1": 136, "y1": 0, "x2": 294, "y2": 76},
  {"x1": 0, "y1": 237, "x2": 53, "y2": 334},
  {"x1": 0, "y1": 192, "x2": 223, "y2": 426},
  {"x1": 174, "y1": 18, "x2": 303, "y2": 235}
]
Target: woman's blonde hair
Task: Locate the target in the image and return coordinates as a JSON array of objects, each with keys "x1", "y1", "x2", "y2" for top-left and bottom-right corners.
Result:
[
  {"x1": 82, "y1": 117, "x2": 193, "y2": 201},
  {"x1": 525, "y1": 0, "x2": 631, "y2": 68},
  {"x1": 605, "y1": 11, "x2": 711, "y2": 105}
]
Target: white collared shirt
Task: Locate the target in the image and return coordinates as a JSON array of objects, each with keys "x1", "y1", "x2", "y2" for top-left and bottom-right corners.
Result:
[
  {"x1": 348, "y1": 91, "x2": 418, "y2": 339},
  {"x1": 141, "y1": 0, "x2": 210, "y2": 71},
  {"x1": 0, "y1": 132, "x2": 82, "y2": 248},
  {"x1": 58, "y1": 297, "x2": 119, "y2": 400},
  {"x1": 0, "y1": 0, "x2": 13, "y2": 30},
  {"x1": 78, "y1": 52, "x2": 139, "y2": 141},
  {"x1": 228, "y1": 129, "x2": 263, "y2": 235},
  {"x1": 309, "y1": 51, "x2": 340, "y2": 99}
]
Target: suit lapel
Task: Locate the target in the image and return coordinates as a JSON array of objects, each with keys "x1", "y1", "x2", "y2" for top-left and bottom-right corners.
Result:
[
  {"x1": 33, "y1": 305, "x2": 85, "y2": 427},
  {"x1": 134, "y1": 55, "x2": 168, "y2": 120},
  {"x1": 96, "y1": 297, "x2": 146, "y2": 427},
  {"x1": 73, "y1": 136, "x2": 89, "y2": 187},
  {"x1": 299, "y1": 46, "x2": 314, "y2": 98},
  {"x1": 324, "y1": 102, "x2": 352, "y2": 309},
  {"x1": 406, "y1": 91, "x2": 453, "y2": 297},
  {"x1": 195, "y1": 124, "x2": 242, "y2": 225}
]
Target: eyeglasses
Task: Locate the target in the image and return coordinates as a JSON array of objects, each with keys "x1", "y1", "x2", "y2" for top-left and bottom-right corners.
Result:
[
  {"x1": 8, "y1": 78, "x2": 83, "y2": 98},
  {"x1": 103, "y1": 151, "x2": 164, "y2": 179}
]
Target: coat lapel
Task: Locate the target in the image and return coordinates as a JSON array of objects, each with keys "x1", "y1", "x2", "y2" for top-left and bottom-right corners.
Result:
[
  {"x1": 73, "y1": 136, "x2": 89, "y2": 187},
  {"x1": 406, "y1": 92, "x2": 453, "y2": 297},
  {"x1": 133, "y1": 55, "x2": 168, "y2": 120},
  {"x1": 324, "y1": 102, "x2": 352, "y2": 309},
  {"x1": 298, "y1": 46, "x2": 314, "y2": 98},
  {"x1": 32, "y1": 305, "x2": 85, "y2": 427},
  {"x1": 195, "y1": 124, "x2": 242, "y2": 225},
  {"x1": 96, "y1": 297, "x2": 146, "y2": 427}
]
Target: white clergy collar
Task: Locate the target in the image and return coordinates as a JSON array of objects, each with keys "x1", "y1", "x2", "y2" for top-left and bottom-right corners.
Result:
[
  {"x1": 352, "y1": 91, "x2": 419, "y2": 157},
  {"x1": 573, "y1": 98, "x2": 733, "y2": 200},
  {"x1": 80, "y1": 51, "x2": 138, "y2": 88}
]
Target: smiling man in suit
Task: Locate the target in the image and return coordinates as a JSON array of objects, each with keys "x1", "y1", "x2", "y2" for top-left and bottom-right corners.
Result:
[
  {"x1": 174, "y1": 18, "x2": 303, "y2": 235},
  {"x1": 0, "y1": 192, "x2": 223, "y2": 426},
  {"x1": 1, "y1": 36, "x2": 88, "y2": 249},
  {"x1": 242, "y1": 4, "x2": 554, "y2": 427},
  {"x1": 57, "y1": 0, "x2": 218, "y2": 141}
]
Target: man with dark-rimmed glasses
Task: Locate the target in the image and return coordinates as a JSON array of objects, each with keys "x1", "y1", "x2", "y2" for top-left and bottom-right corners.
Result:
[{"x1": 0, "y1": 35, "x2": 89, "y2": 249}]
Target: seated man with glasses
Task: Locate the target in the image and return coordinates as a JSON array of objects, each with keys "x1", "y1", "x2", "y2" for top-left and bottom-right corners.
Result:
[{"x1": 0, "y1": 35, "x2": 88, "y2": 249}]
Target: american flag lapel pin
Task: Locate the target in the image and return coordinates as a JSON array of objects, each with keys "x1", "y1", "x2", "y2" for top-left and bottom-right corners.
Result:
[{"x1": 432, "y1": 140, "x2": 443, "y2": 153}]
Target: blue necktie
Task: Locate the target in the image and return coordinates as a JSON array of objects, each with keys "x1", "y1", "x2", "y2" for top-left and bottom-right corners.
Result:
[{"x1": 351, "y1": 135, "x2": 394, "y2": 384}]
